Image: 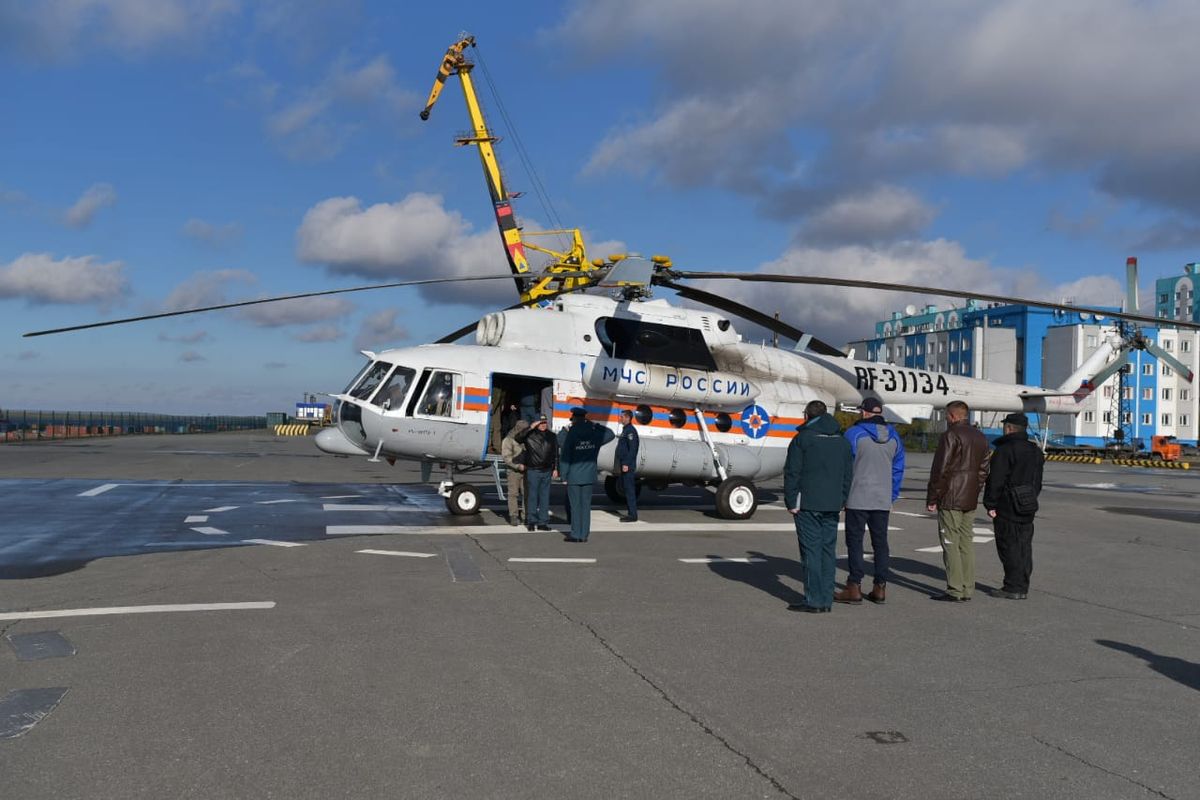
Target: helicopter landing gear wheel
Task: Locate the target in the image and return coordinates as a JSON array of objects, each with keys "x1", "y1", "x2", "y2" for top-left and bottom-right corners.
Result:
[
  {"x1": 445, "y1": 483, "x2": 481, "y2": 516},
  {"x1": 604, "y1": 474, "x2": 642, "y2": 505},
  {"x1": 715, "y1": 477, "x2": 757, "y2": 520}
]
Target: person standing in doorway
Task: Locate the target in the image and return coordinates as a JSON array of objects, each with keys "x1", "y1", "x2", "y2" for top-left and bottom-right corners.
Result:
[
  {"x1": 501, "y1": 419, "x2": 529, "y2": 527},
  {"x1": 835, "y1": 397, "x2": 905, "y2": 605},
  {"x1": 615, "y1": 408, "x2": 640, "y2": 522},
  {"x1": 983, "y1": 412, "x2": 1044, "y2": 599},
  {"x1": 926, "y1": 400, "x2": 991, "y2": 602},
  {"x1": 558, "y1": 407, "x2": 615, "y2": 542},
  {"x1": 516, "y1": 415, "x2": 558, "y2": 532},
  {"x1": 783, "y1": 400, "x2": 854, "y2": 613}
]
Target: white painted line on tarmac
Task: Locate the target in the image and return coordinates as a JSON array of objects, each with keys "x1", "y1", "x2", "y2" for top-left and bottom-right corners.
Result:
[
  {"x1": 242, "y1": 539, "x2": 306, "y2": 547},
  {"x1": 321, "y1": 494, "x2": 363, "y2": 499},
  {"x1": 326, "y1": 525, "x2": 512, "y2": 535},
  {"x1": 679, "y1": 557, "x2": 767, "y2": 564},
  {"x1": 357, "y1": 549, "x2": 439, "y2": 558},
  {"x1": 0, "y1": 602, "x2": 277, "y2": 621},
  {"x1": 916, "y1": 535, "x2": 994, "y2": 553},
  {"x1": 203, "y1": 506, "x2": 239, "y2": 513},
  {"x1": 509, "y1": 558, "x2": 596, "y2": 564},
  {"x1": 256, "y1": 499, "x2": 298, "y2": 505},
  {"x1": 78, "y1": 483, "x2": 119, "y2": 497},
  {"x1": 191, "y1": 527, "x2": 230, "y2": 536},
  {"x1": 184, "y1": 515, "x2": 209, "y2": 523},
  {"x1": 892, "y1": 510, "x2": 932, "y2": 518},
  {"x1": 322, "y1": 504, "x2": 431, "y2": 513}
]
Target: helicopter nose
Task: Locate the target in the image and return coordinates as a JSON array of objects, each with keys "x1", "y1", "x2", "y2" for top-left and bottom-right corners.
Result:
[{"x1": 315, "y1": 426, "x2": 370, "y2": 456}]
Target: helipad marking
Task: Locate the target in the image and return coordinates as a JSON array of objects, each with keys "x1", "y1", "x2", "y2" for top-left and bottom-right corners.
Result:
[
  {"x1": 0, "y1": 602, "x2": 276, "y2": 621},
  {"x1": 509, "y1": 558, "x2": 596, "y2": 564},
  {"x1": 191, "y1": 527, "x2": 230, "y2": 536},
  {"x1": 203, "y1": 506, "x2": 238, "y2": 513},
  {"x1": 321, "y1": 494, "x2": 363, "y2": 499},
  {"x1": 326, "y1": 525, "x2": 510, "y2": 535},
  {"x1": 679, "y1": 557, "x2": 768, "y2": 564},
  {"x1": 357, "y1": 549, "x2": 439, "y2": 558},
  {"x1": 242, "y1": 539, "x2": 306, "y2": 548},
  {"x1": 892, "y1": 510, "x2": 932, "y2": 518},
  {"x1": 184, "y1": 515, "x2": 209, "y2": 523},
  {"x1": 323, "y1": 504, "x2": 432, "y2": 513},
  {"x1": 256, "y1": 499, "x2": 298, "y2": 505},
  {"x1": 78, "y1": 483, "x2": 119, "y2": 497},
  {"x1": 916, "y1": 535, "x2": 994, "y2": 553}
]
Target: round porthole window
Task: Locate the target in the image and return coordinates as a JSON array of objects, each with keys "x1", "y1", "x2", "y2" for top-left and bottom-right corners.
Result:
[
  {"x1": 714, "y1": 412, "x2": 732, "y2": 433},
  {"x1": 634, "y1": 405, "x2": 653, "y2": 425},
  {"x1": 668, "y1": 408, "x2": 687, "y2": 428}
]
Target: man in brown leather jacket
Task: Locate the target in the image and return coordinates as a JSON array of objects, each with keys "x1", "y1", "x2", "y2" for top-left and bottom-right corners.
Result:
[{"x1": 926, "y1": 400, "x2": 991, "y2": 601}]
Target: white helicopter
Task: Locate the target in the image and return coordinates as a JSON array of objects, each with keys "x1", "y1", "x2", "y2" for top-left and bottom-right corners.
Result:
[{"x1": 27, "y1": 257, "x2": 1198, "y2": 520}]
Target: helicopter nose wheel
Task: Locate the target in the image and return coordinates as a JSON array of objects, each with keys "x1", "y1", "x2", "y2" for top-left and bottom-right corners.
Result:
[
  {"x1": 445, "y1": 483, "x2": 481, "y2": 516},
  {"x1": 715, "y1": 477, "x2": 757, "y2": 520}
]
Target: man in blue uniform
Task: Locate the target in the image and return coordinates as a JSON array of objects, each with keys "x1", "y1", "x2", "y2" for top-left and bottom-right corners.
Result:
[
  {"x1": 783, "y1": 400, "x2": 854, "y2": 613},
  {"x1": 615, "y1": 408, "x2": 640, "y2": 522},
  {"x1": 558, "y1": 407, "x2": 615, "y2": 542}
]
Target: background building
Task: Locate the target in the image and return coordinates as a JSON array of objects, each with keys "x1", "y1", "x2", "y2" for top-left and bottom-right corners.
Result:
[{"x1": 851, "y1": 288, "x2": 1199, "y2": 447}]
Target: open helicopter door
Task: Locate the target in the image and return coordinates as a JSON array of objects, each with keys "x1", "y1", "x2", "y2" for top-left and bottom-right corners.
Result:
[{"x1": 486, "y1": 373, "x2": 553, "y2": 455}]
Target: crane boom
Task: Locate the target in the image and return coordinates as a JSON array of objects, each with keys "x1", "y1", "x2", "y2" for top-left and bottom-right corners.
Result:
[{"x1": 419, "y1": 35, "x2": 598, "y2": 304}]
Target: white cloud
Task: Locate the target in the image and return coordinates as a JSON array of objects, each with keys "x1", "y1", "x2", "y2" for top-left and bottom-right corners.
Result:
[
  {"x1": 0, "y1": 0, "x2": 238, "y2": 61},
  {"x1": 0, "y1": 252, "x2": 127, "y2": 305},
  {"x1": 179, "y1": 350, "x2": 207, "y2": 363},
  {"x1": 294, "y1": 324, "x2": 343, "y2": 343},
  {"x1": 157, "y1": 330, "x2": 209, "y2": 343},
  {"x1": 16, "y1": 350, "x2": 39, "y2": 361},
  {"x1": 64, "y1": 183, "x2": 117, "y2": 228},
  {"x1": 799, "y1": 186, "x2": 937, "y2": 246},
  {"x1": 236, "y1": 296, "x2": 353, "y2": 327},
  {"x1": 354, "y1": 309, "x2": 408, "y2": 351},
  {"x1": 182, "y1": 218, "x2": 243, "y2": 247},
  {"x1": 163, "y1": 269, "x2": 257, "y2": 310}
]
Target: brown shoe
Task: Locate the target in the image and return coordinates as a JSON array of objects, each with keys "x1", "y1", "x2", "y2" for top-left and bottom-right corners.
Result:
[
  {"x1": 866, "y1": 583, "x2": 886, "y2": 604},
  {"x1": 833, "y1": 582, "x2": 863, "y2": 604}
]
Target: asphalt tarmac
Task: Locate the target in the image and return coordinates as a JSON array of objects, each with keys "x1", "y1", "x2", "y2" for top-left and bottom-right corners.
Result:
[{"x1": 1, "y1": 432, "x2": 1198, "y2": 799}]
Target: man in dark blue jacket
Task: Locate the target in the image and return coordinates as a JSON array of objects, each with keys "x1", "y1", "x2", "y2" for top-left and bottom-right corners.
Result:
[
  {"x1": 615, "y1": 409, "x2": 640, "y2": 522},
  {"x1": 783, "y1": 400, "x2": 854, "y2": 613},
  {"x1": 558, "y1": 407, "x2": 615, "y2": 542},
  {"x1": 835, "y1": 397, "x2": 905, "y2": 605}
]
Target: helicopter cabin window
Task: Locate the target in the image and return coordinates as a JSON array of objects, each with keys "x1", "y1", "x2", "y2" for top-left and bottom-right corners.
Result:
[
  {"x1": 713, "y1": 412, "x2": 732, "y2": 433},
  {"x1": 595, "y1": 317, "x2": 717, "y2": 371},
  {"x1": 373, "y1": 367, "x2": 416, "y2": 411},
  {"x1": 415, "y1": 371, "x2": 460, "y2": 418},
  {"x1": 348, "y1": 361, "x2": 393, "y2": 402},
  {"x1": 667, "y1": 408, "x2": 687, "y2": 428},
  {"x1": 634, "y1": 405, "x2": 653, "y2": 426}
]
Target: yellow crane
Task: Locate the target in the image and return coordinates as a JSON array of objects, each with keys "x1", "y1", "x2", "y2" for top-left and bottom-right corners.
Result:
[{"x1": 419, "y1": 35, "x2": 599, "y2": 303}]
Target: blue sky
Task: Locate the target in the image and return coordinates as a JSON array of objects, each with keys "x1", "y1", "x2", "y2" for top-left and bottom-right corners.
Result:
[{"x1": 2, "y1": 0, "x2": 1199, "y2": 414}]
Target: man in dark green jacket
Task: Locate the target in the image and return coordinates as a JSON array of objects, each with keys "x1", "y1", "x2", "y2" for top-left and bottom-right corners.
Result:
[
  {"x1": 783, "y1": 400, "x2": 854, "y2": 613},
  {"x1": 558, "y1": 407, "x2": 615, "y2": 542}
]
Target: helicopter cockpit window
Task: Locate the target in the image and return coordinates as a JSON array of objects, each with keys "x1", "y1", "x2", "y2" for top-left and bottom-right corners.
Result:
[
  {"x1": 373, "y1": 366, "x2": 416, "y2": 411},
  {"x1": 416, "y1": 371, "x2": 459, "y2": 418},
  {"x1": 348, "y1": 361, "x2": 392, "y2": 401},
  {"x1": 596, "y1": 317, "x2": 717, "y2": 371}
]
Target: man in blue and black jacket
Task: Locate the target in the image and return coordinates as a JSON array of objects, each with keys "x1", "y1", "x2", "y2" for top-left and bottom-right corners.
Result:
[{"x1": 836, "y1": 397, "x2": 905, "y2": 606}]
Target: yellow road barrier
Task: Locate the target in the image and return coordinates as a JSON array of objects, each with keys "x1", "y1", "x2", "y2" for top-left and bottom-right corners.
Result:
[
  {"x1": 1108, "y1": 459, "x2": 1191, "y2": 470},
  {"x1": 274, "y1": 424, "x2": 313, "y2": 436}
]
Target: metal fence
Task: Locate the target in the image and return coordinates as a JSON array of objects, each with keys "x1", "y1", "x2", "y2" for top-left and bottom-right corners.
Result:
[{"x1": 0, "y1": 409, "x2": 266, "y2": 443}]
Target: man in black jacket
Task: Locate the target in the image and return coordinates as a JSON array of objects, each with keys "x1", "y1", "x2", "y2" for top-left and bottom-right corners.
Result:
[
  {"x1": 516, "y1": 415, "x2": 558, "y2": 532},
  {"x1": 615, "y1": 409, "x2": 640, "y2": 522},
  {"x1": 983, "y1": 412, "x2": 1045, "y2": 600}
]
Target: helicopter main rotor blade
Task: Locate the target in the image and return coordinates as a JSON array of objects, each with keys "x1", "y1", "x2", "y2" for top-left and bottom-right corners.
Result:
[
  {"x1": 22, "y1": 275, "x2": 519, "y2": 338},
  {"x1": 1082, "y1": 348, "x2": 1132, "y2": 389},
  {"x1": 658, "y1": 280, "x2": 845, "y2": 358},
  {"x1": 1141, "y1": 340, "x2": 1195, "y2": 383},
  {"x1": 673, "y1": 272, "x2": 1200, "y2": 332}
]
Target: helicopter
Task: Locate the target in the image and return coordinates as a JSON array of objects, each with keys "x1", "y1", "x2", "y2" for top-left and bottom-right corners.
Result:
[{"x1": 25, "y1": 256, "x2": 1199, "y2": 520}]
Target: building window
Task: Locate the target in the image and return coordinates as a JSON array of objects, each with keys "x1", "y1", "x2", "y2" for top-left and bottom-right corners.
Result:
[
  {"x1": 1163, "y1": 365, "x2": 1173, "y2": 377},
  {"x1": 1142, "y1": 363, "x2": 1153, "y2": 375},
  {"x1": 1086, "y1": 334, "x2": 1098, "y2": 347},
  {"x1": 1142, "y1": 413, "x2": 1153, "y2": 425},
  {"x1": 1182, "y1": 389, "x2": 1191, "y2": 401},
  {"x1": 1122, "y1": 387, "x2": 1133, "y2": 400},
  {"x1": 905, "y1": 345, "x2": 912, "y2": 357},
  {"x1": 1142, "y1": 388, "x2": 1153, "y2": 401},
  {"x1": 950, "y1": 362, "x2": 958, "y2": 375},
  {"x1": 1083, "y1": 411, "x2": 1094, "y2": 423},
  {"x1": 1162, "y1": 413, "x2": 1172, "y2": 426},
  {"x1": 1163, "y1": 339, "x2": 1174, "y2": 351},
  {"x1": 1123, "y1": 412, "x2": 1132, "y2": 424},
  {"x1": 962, "y1": 338, "x2": 971, "y2": 351},
  {"x1": 1159, "y1": 293, "x2": 1170, "y2": 304},
  {"x1": 1182, "y1": 340, "x2": 1192, "y2": 353},
  {"x1": 1162, "y1": 388, "x2": 1172, "y2": 401},
  {"x1": 1102, "y1": 386, "x2": 1114, "y2": 398},
  {"x1": 1181, "y1": 415, "x2": 1191, "y2": 427},
  {"x1": 1102, "y1": 411, "x2": 1112, "y2": 424},
  {"x1": 949, "y1": 341, "x2": 957, "y2": 352}
]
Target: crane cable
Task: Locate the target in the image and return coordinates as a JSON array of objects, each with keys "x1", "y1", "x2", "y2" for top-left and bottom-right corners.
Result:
[{"x1": 471, "y1": 42, "x2": 571, "y2": 254}]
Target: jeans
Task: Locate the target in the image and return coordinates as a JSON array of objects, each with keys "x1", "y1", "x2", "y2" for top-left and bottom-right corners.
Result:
[
  {"x1": 795, "y1": 510, "x2": 839, "y2": 609},
  {"x1": 993, "y1": 517, "x2": 1035, "y2": 592},
  {"x1": 844, "y1": 508, "x2": 890, "y2": 585},
  {"x1": 526, "y1": 469, "x2": 552, "y2": 526},
  {"x1": 620, "y1": 469, "x2": 638, "y2": 519},
  {"x1": 567, "y1": 483, "x2": 593, "y2": 541}
]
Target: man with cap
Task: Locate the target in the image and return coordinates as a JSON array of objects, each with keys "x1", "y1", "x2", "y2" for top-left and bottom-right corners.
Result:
[
  {"x1": 835, "y1": 396, "x2": 905, "y2": 605},
  {"x1": 926, "y1": 400, "x2": 991, "y2": 602},
  {"x1": 615, "y1": 408, "x2": 640, "y2": 522},
  {"x1": 783, "y1": 399, "x2": 854, "y2": 613},
  {"x1": 983, "y1": 412, "x2": 1044, "y2": 599},
  {"x1": 558, "y1": 407, "x2": 615, "y2": 542},
  {"x1": 515, "y1": 414, "x2": 558, "y2": 532}
]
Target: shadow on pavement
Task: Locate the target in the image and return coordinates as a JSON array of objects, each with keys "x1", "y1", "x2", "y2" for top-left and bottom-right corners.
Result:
[
  {"x1": 706, "y1": 551, "x2": 806, "y2": 606},
  {"x1": 1096, "y1": 640, "x2": 1200, "y2": 692}
]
